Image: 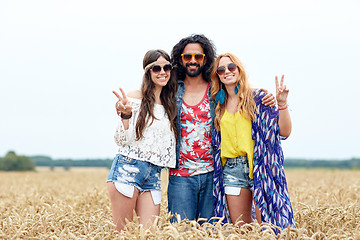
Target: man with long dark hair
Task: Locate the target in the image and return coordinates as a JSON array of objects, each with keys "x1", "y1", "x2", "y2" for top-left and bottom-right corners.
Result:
[{"x1": 167, "y1": 34, "x2": 217, "y2": 222}]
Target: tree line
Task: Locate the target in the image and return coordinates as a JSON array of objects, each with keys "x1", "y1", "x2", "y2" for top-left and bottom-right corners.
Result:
[
  {"x1": 0, "y1": 151, "x2": 35, "y2": 171},
  {"x1": 31, "y1": 155, "x2": 113, "y2": 169},
  {"x1": 0, "y1": 152, "x2": 112, "y2": 171},
  {"x1": 284, "y1": 158, "x2": 360, "y2": 169},
  {"x1": 1, "y1": 151, "x2": 360, "y2": 171}
]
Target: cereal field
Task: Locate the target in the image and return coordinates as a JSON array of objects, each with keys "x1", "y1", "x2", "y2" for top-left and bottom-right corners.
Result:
[{"x1": 0, "y1": 168, "x2": 359, "y2": 239}]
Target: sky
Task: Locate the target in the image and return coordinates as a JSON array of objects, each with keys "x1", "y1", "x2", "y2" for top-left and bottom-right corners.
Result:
[{"x1": 1, "y1": 0, "x2": 359, "y2": 160}]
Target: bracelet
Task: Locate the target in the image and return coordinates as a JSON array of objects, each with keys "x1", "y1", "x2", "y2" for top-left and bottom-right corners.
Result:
[
  {"x1": 120, "y1": 113, "x2": 132, "y2": 119},
  {"x1": 278, "y1": 104, "x2": 288, "y2": 110},
  {"x1": 278, "y1": 102, "x2": 287, "y2": 107}
]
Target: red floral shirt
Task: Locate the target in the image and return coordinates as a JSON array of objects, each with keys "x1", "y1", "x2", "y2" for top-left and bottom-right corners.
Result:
[{"x1": 169, "y1": 83, "x2": 214, "y2": 176}]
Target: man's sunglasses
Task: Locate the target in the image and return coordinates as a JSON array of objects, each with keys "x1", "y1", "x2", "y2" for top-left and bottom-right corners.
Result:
[
  {"x1": 216, "y1": 63, "x2": 238, "y2": 75},
  {"x1": 150, "y1": 64, "x2": 172, "y2": 74},
  {"x1": 181, "y1": 53, "x2": 205, "y2": 62}
]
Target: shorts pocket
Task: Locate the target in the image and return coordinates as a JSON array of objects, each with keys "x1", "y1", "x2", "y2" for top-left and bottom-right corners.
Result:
[
  {"x1": 116, "y1": 154, "x2": 137, "y2": 165},
  {"x1": 225, "y1": 159, "x2": 236, "y2": 168}
]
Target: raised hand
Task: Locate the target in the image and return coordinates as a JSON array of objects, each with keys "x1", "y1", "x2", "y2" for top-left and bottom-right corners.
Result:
[
  {"x1": 112, "y1": 88, "x2": 132, "y2": 116},
  {"x1": 275, "y1": 75, "x2": 289, "y2": 106}
]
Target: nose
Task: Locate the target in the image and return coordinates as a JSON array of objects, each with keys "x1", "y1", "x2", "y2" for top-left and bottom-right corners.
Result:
[
  {"x1": 189, "y1": 55, "x2": 197, "y2": 63},
  {"x1": 159, "y1": 67, "x2": 166, "y2": 74}
]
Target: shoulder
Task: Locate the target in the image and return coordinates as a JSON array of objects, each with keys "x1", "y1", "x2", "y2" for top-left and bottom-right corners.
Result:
[
  {"x1": 252, "y1": 88, "x2": 265, "y2": 103},
  {"x1": 252, "y1": 88, "x2": 265, "y2": 96},
  {"x1": 127, "y1": 89, "x2": 142, "y2": 100}
]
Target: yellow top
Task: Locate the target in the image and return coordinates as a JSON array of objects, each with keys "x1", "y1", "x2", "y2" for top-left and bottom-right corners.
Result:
[{"x1": 220, "y1": 109, "x2": 255, "y2": 178}]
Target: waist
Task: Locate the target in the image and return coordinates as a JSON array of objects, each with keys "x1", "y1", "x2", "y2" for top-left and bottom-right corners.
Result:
[{"x1": 226, "y1": 155, "x2": 248, "y2": 164}]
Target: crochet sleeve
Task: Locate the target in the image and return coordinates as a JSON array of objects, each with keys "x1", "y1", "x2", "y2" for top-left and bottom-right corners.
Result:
[{"x1": 114, "y1": 98, "x2": 141, "y2": 146}]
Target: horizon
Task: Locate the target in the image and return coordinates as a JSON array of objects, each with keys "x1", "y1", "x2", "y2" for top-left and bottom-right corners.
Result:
[{"x1": 2, "y1": 150, "x2": 359, "y2": 162}]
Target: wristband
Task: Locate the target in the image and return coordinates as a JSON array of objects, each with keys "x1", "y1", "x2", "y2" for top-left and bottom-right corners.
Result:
[
  {"x1": 278, "y1": 104, "x2": 288, "y2": 110},
  {"x1": 120, "y1": 113, "x2": 132, "y2": 119}
]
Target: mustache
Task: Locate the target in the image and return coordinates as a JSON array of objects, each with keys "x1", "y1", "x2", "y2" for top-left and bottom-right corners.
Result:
[{"x1": 186, "y1": 63, "x2": 200, "y2": 67}]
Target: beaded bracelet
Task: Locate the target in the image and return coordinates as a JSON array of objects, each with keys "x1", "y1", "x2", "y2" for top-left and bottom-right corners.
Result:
[{"x1": 278, "y1": 104, "x2": 288, "y2": 110}]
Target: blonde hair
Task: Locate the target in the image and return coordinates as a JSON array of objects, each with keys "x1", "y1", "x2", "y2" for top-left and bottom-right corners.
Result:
[{"x1": 210, "y1": 53, "x2": 256, "y2": 131}]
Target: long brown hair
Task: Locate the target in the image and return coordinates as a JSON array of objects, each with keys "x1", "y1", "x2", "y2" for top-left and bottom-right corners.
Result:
[
  {"x1": 135, "y1": 49, "x2": 177, "y2": 140},
  {"x1": 210, "y1": 53, "x2": 256, "y2": 131}
]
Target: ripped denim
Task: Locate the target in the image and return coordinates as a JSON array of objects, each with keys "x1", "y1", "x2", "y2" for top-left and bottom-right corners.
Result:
[
  {"x1": 223, "y1": 156, "x2": 253, "y2": 194},
  {"x1": 106, "y1": 154, "x2": 162, "y2": 204}
]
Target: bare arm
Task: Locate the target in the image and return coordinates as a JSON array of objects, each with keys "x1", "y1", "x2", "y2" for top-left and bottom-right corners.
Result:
[{"x1": 276, "y1": 75, "x2": 292, "y2": 137}]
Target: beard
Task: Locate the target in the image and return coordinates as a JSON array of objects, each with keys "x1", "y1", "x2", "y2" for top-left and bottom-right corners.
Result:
[{"x1": 180, "y1": 62, "x2": 205, "y2": 77}]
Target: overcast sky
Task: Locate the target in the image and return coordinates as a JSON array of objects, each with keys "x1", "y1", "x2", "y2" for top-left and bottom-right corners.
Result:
[{"x1": 1, "y1": 0, "x2": 359, "y2": 160}]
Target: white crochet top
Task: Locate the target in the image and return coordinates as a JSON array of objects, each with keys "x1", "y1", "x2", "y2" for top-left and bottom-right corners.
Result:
[{"x1": 114, "y1": 97, "x2": 176, "y2": 168}]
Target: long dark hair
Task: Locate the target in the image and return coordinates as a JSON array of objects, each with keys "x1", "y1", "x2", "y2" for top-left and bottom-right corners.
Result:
[
  {"x1": 171, "y1": 34, "x2": 216, "y2": 82},
  {"x1": 135, "y1": 49, "x2": 177, "y2": 140}
]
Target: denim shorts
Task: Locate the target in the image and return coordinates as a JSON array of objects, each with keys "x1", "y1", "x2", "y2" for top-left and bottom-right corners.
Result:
[
  {"x1": 106, "y1": 154, "x2": 162, "y2": 205},
  {"x1": 223, "y1": 156, "x2": 253, "y2": 195}
]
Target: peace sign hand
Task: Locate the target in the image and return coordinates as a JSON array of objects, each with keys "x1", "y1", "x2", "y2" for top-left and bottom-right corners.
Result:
[
  {"x1": 275, "y1": 75, "x2": 289, "y2": 106},
  {"x1": 112, "y1": 88, "x2": 132, "y2": 116}
]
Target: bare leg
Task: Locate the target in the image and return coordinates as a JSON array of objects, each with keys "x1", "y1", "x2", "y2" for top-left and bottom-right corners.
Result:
[
  {"x1": 226, "y1": 188, "x2": 253, "y2": 225},
  {"x1": 107, "y1": 182, "x2": 139, "y2": 231},
  {"x1": 254, "y1": 200, "x2": 261, "y2": 224},
  {"x1": 136, "y1": 191, "x2": 160, "y2": 227}
]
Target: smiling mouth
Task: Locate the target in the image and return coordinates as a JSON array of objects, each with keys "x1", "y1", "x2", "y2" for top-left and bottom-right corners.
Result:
[
  {"x1": 224, "y1": 75, "x2": 234, "y2": 79},
  {"x1": 186, "y1": 63, "x2": 200, "y2": 69}
]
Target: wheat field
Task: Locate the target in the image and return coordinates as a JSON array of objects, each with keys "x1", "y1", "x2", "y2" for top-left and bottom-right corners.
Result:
[{"x1": 0, "y1": 167, "x2": 359, "y2": 239}]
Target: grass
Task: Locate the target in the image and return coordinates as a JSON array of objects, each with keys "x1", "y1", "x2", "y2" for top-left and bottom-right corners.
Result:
[{"x1": 0, "y1": 168, "x2": 359, "y2": 239}]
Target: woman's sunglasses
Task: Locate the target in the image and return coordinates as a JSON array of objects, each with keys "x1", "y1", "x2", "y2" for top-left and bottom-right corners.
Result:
[
  {"x1": 216, "y1": 63, "x2": 238, "y2": 75},
  {"x1": 181, "y1": 53, "x2": 205, "y2": 62},
  {"x1": 151, "y1": 64, "x2": 172, "y2": 74}
]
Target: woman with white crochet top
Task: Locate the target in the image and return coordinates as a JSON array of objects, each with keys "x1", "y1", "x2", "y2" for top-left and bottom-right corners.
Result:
[{"x1": 106, "y1": 49, "x2": 177, "y2": 231}]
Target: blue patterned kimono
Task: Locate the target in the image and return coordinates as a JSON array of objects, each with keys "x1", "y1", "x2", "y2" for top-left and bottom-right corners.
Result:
[{"x1": 212, "y1": 89, "x2": 296, "y2": 229}]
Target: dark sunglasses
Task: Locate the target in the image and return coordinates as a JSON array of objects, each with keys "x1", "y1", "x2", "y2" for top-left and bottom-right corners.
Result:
[
  {"x1": 151, "y1": 64, "x2": 172, "y2": 74},
  {"x1": 216, "y1": 63, "x2": 238, "y2": 75},
  {"x1": 181, "y1": 53, "x2": 205, "y2": 62}
]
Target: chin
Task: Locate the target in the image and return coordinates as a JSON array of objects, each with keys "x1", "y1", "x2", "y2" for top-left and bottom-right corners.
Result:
[
  {"x1": 187, "y1": 71, "x2": 201, "y2": 77},
  {"x1": 158, "y1": 82, "x2": 168, "y2": 87}
]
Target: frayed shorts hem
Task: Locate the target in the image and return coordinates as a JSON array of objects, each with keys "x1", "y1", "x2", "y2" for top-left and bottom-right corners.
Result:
[{"x1": 107, "y1": 181, "x2": 161, "y2": 205}]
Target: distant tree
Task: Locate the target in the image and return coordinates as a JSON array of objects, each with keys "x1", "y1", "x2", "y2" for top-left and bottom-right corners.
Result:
[
  {"x1": 50, "y1": 163, "x2": 55, "y2": 171},
  {"x1": 0, "y1": 151, "x2": 35, "y2": 171},
  {"x1": 63, "y1": 164, "x2": 71, "y2": 171}
]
